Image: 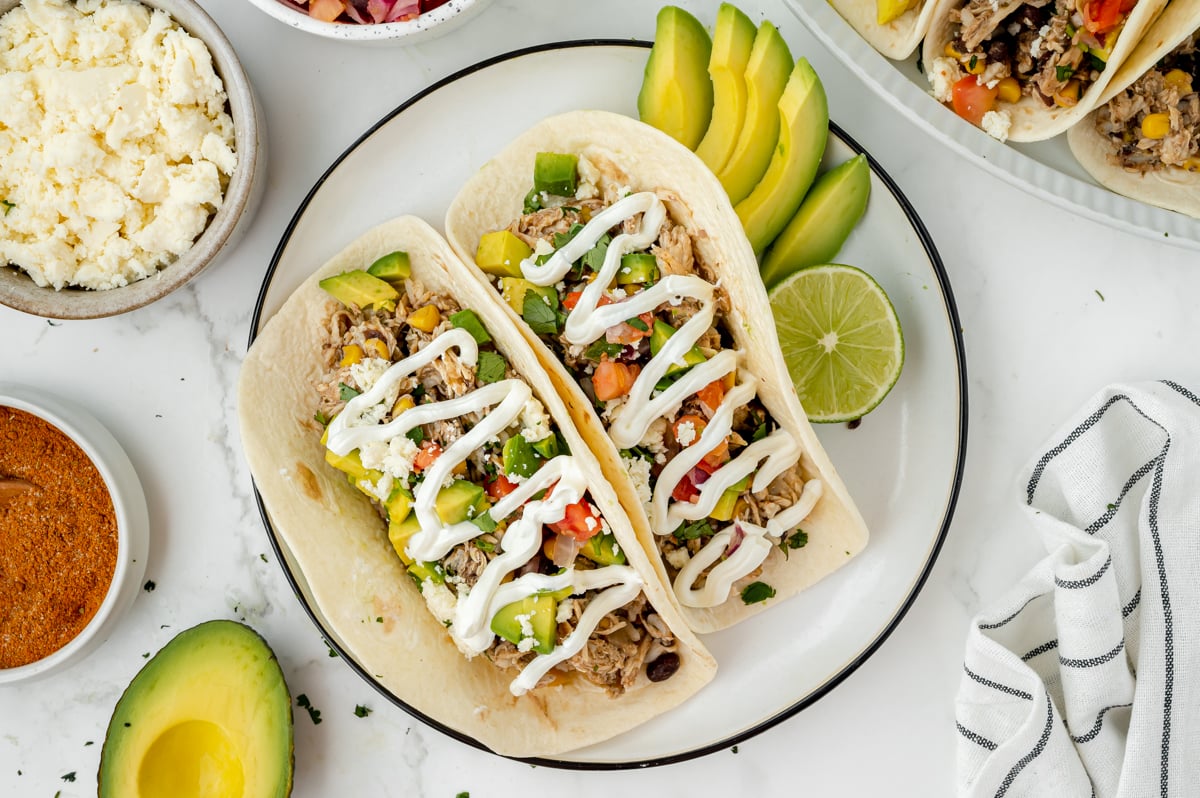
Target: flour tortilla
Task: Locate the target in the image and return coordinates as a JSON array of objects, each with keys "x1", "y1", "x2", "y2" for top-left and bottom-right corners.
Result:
[
  {"x1": 922, "y1": 0, "x2": 1169, "y2": 142},
  {"x1": 829, "y1": 0, "x2": 940, "y2": 60},
  {"x1": 237, "y1": 215, "x2": 715, "y2": 757},
  {"x1": 1067, "y1": 6, "x2": 1200, "y2": 218},
  {"x1": 443, "y1": 111, "x2": 869, "y2": 634}
]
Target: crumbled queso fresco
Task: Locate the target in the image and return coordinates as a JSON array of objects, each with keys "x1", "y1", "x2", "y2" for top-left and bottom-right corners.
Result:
[{"x1": 0, "y1": 0, "x2": 237, "y2": 290}]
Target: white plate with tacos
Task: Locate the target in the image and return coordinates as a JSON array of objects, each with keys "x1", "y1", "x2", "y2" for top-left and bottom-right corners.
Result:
[{"x1": 245, "y1": 40, "x2": 966, "y2": 767}]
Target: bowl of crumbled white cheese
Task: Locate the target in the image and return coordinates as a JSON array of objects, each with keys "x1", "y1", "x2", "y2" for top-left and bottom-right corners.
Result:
[{"x1": 0, "y1": 0, "x2": 263, "y2": 318}]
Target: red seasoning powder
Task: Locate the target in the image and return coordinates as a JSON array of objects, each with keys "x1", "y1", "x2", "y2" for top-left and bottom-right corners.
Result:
[{"x1": 0, "y1": 406, "x2": 118, "y2": 669}]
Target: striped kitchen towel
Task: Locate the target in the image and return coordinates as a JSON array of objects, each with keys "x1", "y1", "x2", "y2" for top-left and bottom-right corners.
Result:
[{"x1": 956, "y1": 381, "x2": 1200, "y2": 798}]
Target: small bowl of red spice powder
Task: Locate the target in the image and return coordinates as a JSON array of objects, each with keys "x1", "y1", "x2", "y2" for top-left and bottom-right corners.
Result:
[{"x1": 0, "y1": 385, "x2": 149, "y2": 683}]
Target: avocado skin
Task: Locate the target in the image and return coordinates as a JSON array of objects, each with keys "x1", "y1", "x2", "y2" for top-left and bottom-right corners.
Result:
[
  {"x1": 637, "y1": 6, "x2": 714, "y2": 150},
  {"x1": 734, "y1": 57, "x2": 829, "y2": 255},
  {"x1": 760, "y1": 154, "x2": 871, "y2": 288},
  {"x1": 98, "y1": 620, "x2": 293, "y2": 798}
]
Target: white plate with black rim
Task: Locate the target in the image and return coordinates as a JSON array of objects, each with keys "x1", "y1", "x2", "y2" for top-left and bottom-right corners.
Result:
[
  {"x1": 784, "y1": 0, "x2": 1200, "y2": 251},
  {"x1": 248, "y1": 40, "x2": 967, "y2": 768}
]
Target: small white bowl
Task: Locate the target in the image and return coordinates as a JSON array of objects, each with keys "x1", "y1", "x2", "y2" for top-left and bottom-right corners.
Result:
[
  {"x1": 0, "y1": 0, "x2": 265, "y2": 320},
  {"x1": 245, "y1": 0, "x2": 489, "y2": 45},
  {"x1": 0, "y1": 385, "x2": 150, "y2": 684}
]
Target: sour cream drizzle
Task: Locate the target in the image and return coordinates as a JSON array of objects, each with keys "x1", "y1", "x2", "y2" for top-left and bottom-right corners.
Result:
[
  {"x1": 519, "y1": 191, "x2": 822, "y2": 609},
  {"x1": 326, "y1": 326, "x2": 642, "y2": 695}
]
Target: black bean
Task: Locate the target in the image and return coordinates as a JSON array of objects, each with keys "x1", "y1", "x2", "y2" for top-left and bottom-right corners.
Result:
[
  {"x1": 1017, "y1": 6, "x2": 1045, "y2": 28},
  {"x1": 646, "y1": 652, "x2": 681, "y2": 682},
  {"x1": 987, "y1": 40, "x2": 1010, "y2": 65}
]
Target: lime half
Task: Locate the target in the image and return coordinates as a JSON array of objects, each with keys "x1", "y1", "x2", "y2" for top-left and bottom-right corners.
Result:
[{"x1": 768, "y1": 264, "x2": 904, "y2": 423}]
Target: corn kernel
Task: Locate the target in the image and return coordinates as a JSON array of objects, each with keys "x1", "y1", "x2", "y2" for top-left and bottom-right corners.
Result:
[
  {"x1": 392, "y1": 395, "x2": 415, "y2": 417},
  {"x1": 944, "y1": 41, "x2": 963, "y2": 59},
  {"x1": 407, "y1": 304, "x2": 441, "y2": 333},
  {"x1": 339, "y1": 344, "x2": 363, "y2": 367},
  {"x1": 1141, "y1": 113, "x2": 1172, "y2": 140},
  {"x1": 1053, "y1": 80, "x2": 1081, "y2": 108},
  {"x1": 364, "y1": 338, "x2": 389, "y2": 360},
  {"x1": 1164, "y1": 69, "x2": 1193, "y2": 94},
  {"x1": 996, "y1": 77, "x2": 1021, "y2": 104},
  {"x1": 453, "y1": 460, "x2": 469, "y2": 477},
  {"x1": 1182, "y1": 156, "x2": 1200, "y2": 172},
  {"x1": 964, "y1": 55, "x2": 985, "y2": 75},
  {"x1": 722, "y1": 370, "x2": 736, "y2": 391}
]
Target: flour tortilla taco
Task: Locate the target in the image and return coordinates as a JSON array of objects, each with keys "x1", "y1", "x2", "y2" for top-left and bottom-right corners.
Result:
[
  {"x1": 829, "y1": 0, "x2": 941, "y2": 60},
  {"x1": 922, "y1": 0, "x2": 1168, "y2": 141},
  {"x1": 1067, "y1": 6, "x2": 1200, "y2": 217},
  {"x1": 443, "y1": 111, "x2": 869, "y2": 635},
  {"x1": 238, "y1": 215, "x2": 715, "y2": 757}
]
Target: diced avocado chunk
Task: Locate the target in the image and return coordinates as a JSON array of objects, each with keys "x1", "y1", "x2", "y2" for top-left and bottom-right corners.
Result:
[
  {"x1": 318, "y1": 270, "x2": 399, "y2": 312},
  {"x1": 581, "y1": 532, "x2": 626, "y2": 565},
  {"x1": 476, "y1": 230, "x2": 533, "y2": 278},
  {"x1": 365, "y1": 251, "x2": 412, "y2": 284},
  {"x1": 435, "y1": 480, "x2": 488, "y2": 525},
  {"x1": 540, "y1": 585, "x2": 575, "y2": 602},
  {"x1": 648, "y1": 319, "x2": 707, "y2": 375},
  {"x1": 500, "y1": 277, "x2": 558, "y2": 316},
  {"x1": 407, "y1": 560, "x2": 445, "y2": 587},
  {"x1": 324, "y1": 443, "x2": 380, "y2": 485},
  {"x1": 503, "y1": 434, "x2": 541, "y2": 479},
  {"x1": 449, "y1": 308, "x2": 492, "y2": 344},
  {"x1": 617, "y1": 252, "x2": 659, "y2": 285},
  {"x1": 530, "y1": 432, "x2": 562, "y2": 459},
  {"x1": 490, "y1": 594, "x2": 557, "y2": 654},
  {"x1": 385, "y1": 485, "x2": 414, "y2": 523},
  {"x1": 387, "y1": 512, "x2": 421, "y2": 565},
  {"x1": 533, "y1": 152, "x2": 579, "y2": 197},
  {"x1": 709, "y1": 476, "x2": 750, "y2": 522}
]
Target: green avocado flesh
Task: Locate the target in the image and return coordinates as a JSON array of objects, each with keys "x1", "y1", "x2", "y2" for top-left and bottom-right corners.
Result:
[
  {"x1": 318, "y1": 270, "x2": 398, "y2": 312},
  {"x1": 533, "y1": 152, "x2": 579, "y2": 196},
  {"x1": 638, "y1": 6, "x2": 714, "y2": 150},
  {"x1": 98, "y1": 620, "x2": 293, "y2": 798},
  {"x1": 365, "y1": 250, "x2": 411, "y2": 284},
  {"x1": 695, "y1": 3, "x2": 758, "y2": 173},
  {"x1": 476, "y1": 230, "x2": 533, "y2": 278},
  {"x1": 491, "y1": 594, "x2": 557, "y2": 654}
]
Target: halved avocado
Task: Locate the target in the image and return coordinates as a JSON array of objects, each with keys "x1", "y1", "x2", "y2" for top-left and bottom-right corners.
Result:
[{"x1": 98, "y1": 620, "x2": 293, "y2": 798}]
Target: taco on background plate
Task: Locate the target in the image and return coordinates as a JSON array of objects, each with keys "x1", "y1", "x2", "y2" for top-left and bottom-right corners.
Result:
[
  {"x1": 238, "y1": 215, "x2": 715, "y2": 757},
  {"x1": 922, "y1": 0, "x2": 1168, "y2": 141},
  {"x1": 830, "y1": 0, "x2": 941, "y2": 60},
  {"x1": 443, "y1": 111, "x2": 869, "y2": 635},
  {"x1": 1067, "y1": 3, "x2": 1200, "y2": 217}
]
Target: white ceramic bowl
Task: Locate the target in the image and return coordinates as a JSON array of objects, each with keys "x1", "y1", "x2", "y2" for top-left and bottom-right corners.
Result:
[
  {"x1": 0, "y1": 385, "x2": 150, "y2": 684},
  {"x1": 245, "y1": 0, "x2": 488, "y2": 44},
  {"x1": 0, "y1": 0, "x2": 265, "y2": 320}
]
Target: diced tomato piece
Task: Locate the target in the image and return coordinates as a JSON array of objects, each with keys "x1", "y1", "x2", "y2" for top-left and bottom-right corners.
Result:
[
  {"x1": 1082, "y1": 0, "x2": 1133, "y2": 33},
  {"x1": 672, "y1": 414, "x2": 708, "y2": 446},
  {"x1": 563, "y1": 291, "x2": 614, "y2": 312},
  {"x1": 951, "y1": 75, "x2": 999, "y2": 126},
  {"x1": 549, "y1": 500, "x2": 601, "y2": 541},
  {"x1": 593, "y1": 358, "x2": 640, "y2": 401},
  {"x1": 702, "y1": 439, "x2": 730, "y2": 470},
  {"x1": 696, "y1": 379, "x2": 727, "y2": 413},
  {"x1": 672, "y1": 475, "x2": 700, "y2": 503},
  {"x1": 413, "y1": 440, "x2": 441, "y2": 472},
  {"x1": 486, "y1": 473, "x2": 517, "y2": 500}
]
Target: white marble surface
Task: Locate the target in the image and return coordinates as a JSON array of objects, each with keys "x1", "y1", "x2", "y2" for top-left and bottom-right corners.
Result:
[{"x1": 3, "y1": 0, "x2": 1199, "y2": 795}]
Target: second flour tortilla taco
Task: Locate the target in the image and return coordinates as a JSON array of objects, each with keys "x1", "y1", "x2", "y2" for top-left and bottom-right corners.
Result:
[
  {"x1": 238, "y1": 215, "x2": 715, "y2": 757},
  {"x1": 828, "y1": 0, "x2": 941, "y2": 60},
  {"x1": 1067, "y1": 3, "x2": 1200, "y2": 217},
  {"x1": 922, "y1": 0, "x2": 1168, "y2": 141},
  {"x1": 443, "y1": 111, "x2": 869, "y2": 635}
]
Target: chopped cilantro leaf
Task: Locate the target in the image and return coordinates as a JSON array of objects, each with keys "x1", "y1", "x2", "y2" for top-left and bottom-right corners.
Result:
[
  {"x1": 476, "y1": 350, "x2": 507, "y2": 384},
  {"x1": 523, "y1": 291, "x2": 560, "y2": 335},
  {"x1": 339, "y1": 383, "x2": 360, "y2": 401},
  {"x1": 457, "y1": 793, "x2": 471, "y2": 798},
  {"x1": 473, "y1": 535, "x2": 496, "y2": 550},
  {"x1": 296, "y1": 694, "x2": 323, "y2": 725},
  {"x1": 314, "y1": 410, "x2": 331, "y2": 426},
  {"x1": 626, "y1": 317, "x2": 649, "y2": 332},
  {"x1": 673, "y1": 519, "x2": 714, "y2": 542},
  {"x1": 582, "y1": 232, "x2": 612, "y2": 273},
  {"x1": 1, "y1": 200, "x2": 14, "y2": 215},
  {"x1": 553, "y1": 223, "x2": 584, "y2": 250},
  {"x1": 968, "y1": 54, "x2": 977, "y2": 70},
  {"x1": 1055, "y1": 65, "x2": 1075, "y2": 81},
  {"x1": 780, "y1": 529, "x2": 808, "y2": 558},
  {"x1": 62, "y1": 772, "x2": 76, "y2": 782},
  {"x1": 411, "y1": 384, "x2": 425, "y2": 401},
  {"x1": 523, "y1": 187, "x2": 543, "y2": 213},
  {"x1": 752, "y1": 421, "x2": 769, "y2": 442},
  {"x1": 405, "y1": 426, "x2": 425, "y2": 445},
  {"x1": 354, "y1": 704, "x2": 372, "y2": 718},
  {"x1": 328, "y1": 646, "x2": 338, "y2": 658},
  {"x1": 584, "y1": 340, "x2": 624, "y2": 360},
  {"x1": 740, "y1": 581, "x2": 776, "y2": 604},
  {"x1": 450, "y1": 309, "x2": 492, "y2": 345}
]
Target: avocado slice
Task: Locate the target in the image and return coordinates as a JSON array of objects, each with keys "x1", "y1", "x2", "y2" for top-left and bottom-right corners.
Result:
[
  {"x1": 715, "y1": 21, "x2": 792, "y2": 205},
  {"x1": 98, "y1": 620, "x2": 293, "y2": 798},
  {"x1": 735, "y1": 58, "x2": 830, "y2": 255},
  {"x1": 694, "y1": 3, "x2": 758, "y2": 173},
  {"x1": 476, "y1": 230, "x2": 533, "y2": 278},
  {"x1": 503, "y1": 434, "x2": 541, "y2": 479},
  {"x1": 649, "y1": 319, "x2": 707, "y2": 375},
  {"x1": 491, "y1": 594, "x2": 557, "y2": 654},
  {"x1": 388, "y1": 511, "x2": 421, "y2": 565},
  {"x1": 436, "y1": 479, "x2": 488, "y2": 525},
  {"x1": 500, "y1": 277, "x2": 558, "y2": 315},
  {"x1": 533, "y1": 152, "x2": 579, "y2": 196},
  {"x1": 365, "y1": 250, "x2": 412, "y2": 284},
  {"x1": 760, "y1": 154, "x2": 871, "y2": 287},
  {"x1": 530, "y1": 431, "x2": 563, "y2": 459},
  {"x1": 449, "y1": 308, "x2": 492, "y2": 345},
  {"x1": 637, "y1": 6, "x2": 714, "y2": 150},
  {"x1": 616, "y1": 252, "x2": 659, "y2": 285},
  {"x1": 385, "y1": 485, "x2": 414, "y2": 523},
  {"x1": 408, "y1": 560, "x2": 445, "y2": 587},
  {"x1": 580, "y1": 532, "x2": 626, "y2": 565},
  {"x1": 318, "y1": 270, "x2": 399, "y2": 312}
]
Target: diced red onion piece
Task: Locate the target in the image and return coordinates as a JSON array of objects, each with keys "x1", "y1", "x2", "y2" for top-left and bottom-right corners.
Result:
[
  {"x1": 688, "y1": 466, "x2": 710, "y2": 486},
  {"x1": 551, "y1": 533, "x2": 584, "y2": 567},
  {"x1": 385, "y1": 0, "x2": 419, "y2": 20},
  {"x1": 726, "y1": 522, "x2": 746, "y2": 556}
]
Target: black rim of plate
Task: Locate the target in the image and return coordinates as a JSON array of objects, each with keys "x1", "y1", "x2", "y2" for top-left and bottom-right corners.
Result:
[{"x1": 247, "y1": 38, "x2": 969, "y2": 771}]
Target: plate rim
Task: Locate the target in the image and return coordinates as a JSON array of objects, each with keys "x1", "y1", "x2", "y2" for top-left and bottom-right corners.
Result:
[{"x1": 246, "y1": 38, "x2": 969, "y2": 770}]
